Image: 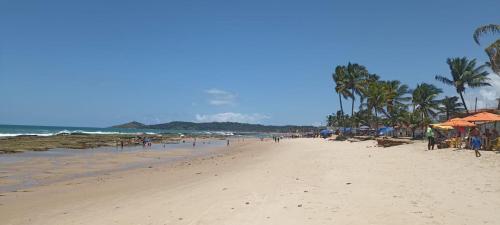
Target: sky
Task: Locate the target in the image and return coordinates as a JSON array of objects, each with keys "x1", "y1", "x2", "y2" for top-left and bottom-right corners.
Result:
[{"x1": 1, "y1": 0, "x2": 499, "y2": 127}]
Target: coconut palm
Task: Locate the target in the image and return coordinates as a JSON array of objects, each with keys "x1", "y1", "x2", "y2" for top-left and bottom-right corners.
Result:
[
  {"x1": 412, "y1": 83, "x2": 442, "y2": 122},
  {"x1": 386, "y1": 105, "x2": 409, "y2": 137},
  {"x1": 351, "y1": 109, "x2": 372, "y2": 129},
  {"x1": 381, "y1": 80, "x2": 411, "y2": 115},
  {"x1": 332, "y1": 66, "x2": 352, "y2": 127},
  {"x1": 344, "y1": 63, "x2": 369, "y2": 125},
  {"x1": 473, "y1": 24, "x2": 500, "y2": 75},
  {"x1": 439, "y1": 96, "x2": 463, "y2": 120},
  {"x1": 435, "y1": 57, "x2": 491, "y2": 113},
  {"x1": 400, "y1": 110, "x2": 422, "y2": 138},
  {"x1": 365, "y1": 81, "x2": 387, "y2": 132},
  {"x1": 358, "y1": 73, "x2": 380, "y2": 111}
]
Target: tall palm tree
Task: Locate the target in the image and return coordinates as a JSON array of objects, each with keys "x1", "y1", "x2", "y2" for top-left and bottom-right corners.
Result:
[
  {"x1": 435, "y1": 57, "x2": 491, "y2": 113},
  {"x1": 365, "y1": 81, "x2": 387, "y2": 132},
  {"x1": 439, "y1": 96, "x2": 463, "y2": 120},
  {"x1": 332, "y1": 66, "x2": 352, "y2": 126},
  {"x1": 358, "y1": 73, "x2": 380, "y2": 111},
  {"x1": 345, "y1": 63, "x2": 369, "y2": 127},
  {"x1": 381, "y1": 80, "x2": 411, "y2": 115},
  {"x1": 473, "y1": 24, "x2": 500, "y2": 75},
  {"x1": 412, "y1": 83, "x2": 442, "y2": 125}
]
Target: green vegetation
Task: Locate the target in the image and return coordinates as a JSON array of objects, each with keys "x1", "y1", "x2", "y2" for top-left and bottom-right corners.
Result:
[
  {"x1": 113, "y1": 121, "x2": 319, "y2": 133},
  {"x1": 473, "y1": 24, "x2": 500, "y2": 75},
  {"x1": 327, "y1": 24, "x2": 498, "y2": 134},
  {"x1": 439, "y1": 96, "x2": 464, "y2": 120},
  {"x1": 435, "y1": 57, "x2": 490, "y2": 113},
  {"x1": 114, "y1": 121, "x2": 146, "y2": 129}
]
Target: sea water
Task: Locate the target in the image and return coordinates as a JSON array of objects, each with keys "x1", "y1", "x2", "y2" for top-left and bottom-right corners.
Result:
[{"x1": 0, "y1": 124, "x2": 237, "y2": 137}]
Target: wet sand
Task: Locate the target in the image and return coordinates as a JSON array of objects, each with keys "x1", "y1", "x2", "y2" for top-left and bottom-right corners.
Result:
[
  {"x1": 1, "y1": 138, "x2": 499, "y2": 225},
  {"x1": 0, "y1": 139, "x2": 227, "y2": 192}
]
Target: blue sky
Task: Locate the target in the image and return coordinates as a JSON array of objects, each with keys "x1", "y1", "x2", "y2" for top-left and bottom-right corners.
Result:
[{"x1": 1, "y1": 0, "x2": 499, "y2": 127}]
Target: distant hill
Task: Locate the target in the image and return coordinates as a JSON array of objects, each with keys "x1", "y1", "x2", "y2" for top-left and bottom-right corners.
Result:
[
  {"x1": 112, "y1": 121, "x2": 318, "y2": 133},
  {"x1": 113, "y1": 121, "x2": 146, "y2": 129}
]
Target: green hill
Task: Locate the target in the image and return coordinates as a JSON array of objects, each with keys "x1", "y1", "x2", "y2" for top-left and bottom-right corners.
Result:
[
  {"x1": 112, "y1": 121, "x2": 146, "y2": 129},
  {"x1": 112, "y1": 121, "x2": 318, "y2": 133}
]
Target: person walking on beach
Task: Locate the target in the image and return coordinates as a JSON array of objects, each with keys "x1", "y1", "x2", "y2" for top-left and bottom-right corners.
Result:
[
  {"x1": 426, "y1": 125, "x2": 435, "y2": 150},
  {"x1": 471, "y1": 133, "x2": 482, "y2": 157},
  {"x1": 227, "y1": 139, "x2": 230, "y2": 146}
]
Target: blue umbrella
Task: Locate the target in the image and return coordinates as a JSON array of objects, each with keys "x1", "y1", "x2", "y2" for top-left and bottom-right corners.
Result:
[{"x1": 320, "y1": 129, "x2": 333, "y2": 137}]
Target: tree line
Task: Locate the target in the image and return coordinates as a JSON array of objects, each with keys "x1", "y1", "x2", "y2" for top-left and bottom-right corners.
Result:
[{"x1": 328, "y1": 24, "x2": 499, "y2": 136}]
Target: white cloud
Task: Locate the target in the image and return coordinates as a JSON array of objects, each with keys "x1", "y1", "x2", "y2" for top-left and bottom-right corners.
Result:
[
  {"x1": 205, "y1": 88, "x2": 236, "y2": 106},
  {"x1": 464, "y1": 73, "x2": 500, "y2": 110},
  {"x1": 311, "y1": 122, "x2": 323, "y2": 127},
  {"x1": 195, "y1": 112, "x2": 270, "y2": 123}
]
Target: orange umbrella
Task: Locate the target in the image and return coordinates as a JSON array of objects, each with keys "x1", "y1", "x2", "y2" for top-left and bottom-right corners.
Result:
[
  {"x1": 440, "y1": 118, "x2": 476, "y2": 127},
  {"x1": 462, "y1": 112, "x2": 500, "y2": 122}
]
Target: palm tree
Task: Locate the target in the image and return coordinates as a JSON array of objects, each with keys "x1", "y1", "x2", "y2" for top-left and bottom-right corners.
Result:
[
  {"x1": 386, "y1": 105, "x2": 409, "y2": 137},
  {"x1": 344, "y1": 63, "x2": 369, "y2": 127},
  {"x1": 435, "y1": 57, "x2": 491, "y2": 113},
  {"x1": 400, "y1": 110, "x2": 422, "y2": 138},
  {"x1": 332, "y1": 66, "x2": 352, "y2": 127},
  {"x1": 439, "y1": 96, "x2": 463, "y2": 120},
  {"x1": 381, "y1": 80, "x2": 411, "y2": 115},
  {"x1": 412, "y1": 83, "x2": 442, "y2": 128},
  {"x1": 473, "y1": 24, "x2": 500, "y2": 75},
  {"x1": 365, "y1": 81, "x2": 387, "y2": 133},
  {"x1": 358, "y1": 73, "x2": 380, "y2": 111}
]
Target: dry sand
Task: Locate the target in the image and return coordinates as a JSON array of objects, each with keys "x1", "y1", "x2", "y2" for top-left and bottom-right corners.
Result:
[{"x1": 1, "y1": 138, "x2": 499, "y2": 225}]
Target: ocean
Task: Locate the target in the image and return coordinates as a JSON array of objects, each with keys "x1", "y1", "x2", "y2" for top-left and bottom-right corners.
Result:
[{"x1": 0, "y1": 124, "x2": 236, "y2": 137}]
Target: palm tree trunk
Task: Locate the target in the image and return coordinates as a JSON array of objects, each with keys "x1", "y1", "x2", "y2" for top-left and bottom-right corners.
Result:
[
  {"x1": 338, "y1": 93, "x2": 344, "y2": 128},
  {"x1": 421, "y1": 111, "x2": 425, "y2": 137},
  {"x1": 374, "y1": 109, "x2": 378, "y2": 137},
  {"x1": 458, "y1": 91, "x2": 469, "y2": 114},
  {"x1": 351, "y1": 88, "x2": 355, "y2": 129}
]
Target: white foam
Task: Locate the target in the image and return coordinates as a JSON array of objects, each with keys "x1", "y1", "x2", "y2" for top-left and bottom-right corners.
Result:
[
  {"x1": 0, "y1": 130, "x2": 157, "y2": 137},
  {"x1": 0, "y1": 133, "x2": 54, "y2": 137}
]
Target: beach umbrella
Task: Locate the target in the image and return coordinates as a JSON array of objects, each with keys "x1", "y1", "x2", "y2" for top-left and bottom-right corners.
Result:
[
  {"x1": 320, "y1": 129, "x2": 333, "y2": 135},
  {"x1": 440, "y1": 118, "x2": 476, "y2": 127},
  {"x1": 462, "y1": 112, "x2": 500, "y2": 122},
  {"x1": 377, "y1": 127, "x2": 394, "y2": 135},
  {"x1": 431, "y1": 124, "x2": 454, "y2": 130},
  {"x1": 320, "y1": 129, "x2": 333, "y2": 138},
  {"x1": 359, "y1": 125, "x2": 370, "y2": 130}
]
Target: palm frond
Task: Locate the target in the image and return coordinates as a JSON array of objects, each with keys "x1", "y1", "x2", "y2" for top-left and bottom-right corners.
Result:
[
  {"x1": 485, "y1": 40, "x2": 500, "y2": 75},
  {"x1": 473, "y1": 24, "x2": 500, "y2": 45},
  {"x1": 435, "y1": 75, "x2": 453, "y2": 85}
]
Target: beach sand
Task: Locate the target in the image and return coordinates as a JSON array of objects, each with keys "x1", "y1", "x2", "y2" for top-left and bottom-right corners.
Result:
[{"x1": 1, "y1": 138, "x2": 499, "y2": 225}]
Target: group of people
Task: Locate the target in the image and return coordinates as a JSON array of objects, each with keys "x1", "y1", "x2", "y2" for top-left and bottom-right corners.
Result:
[
  {"x1": 272, "y1": 136, "x2": 281, "y2": 143},
  {"x1": 142, "y1": 137, "x2": 152, "y2": 148},
  {"x1": 426, "y1": 125, "x2": 499, "y2": 157}
]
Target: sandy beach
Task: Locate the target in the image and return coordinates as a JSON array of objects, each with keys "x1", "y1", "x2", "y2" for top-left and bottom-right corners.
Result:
[{"x1": 1, "y1": 138, "x2": 500, "y2": 225}]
